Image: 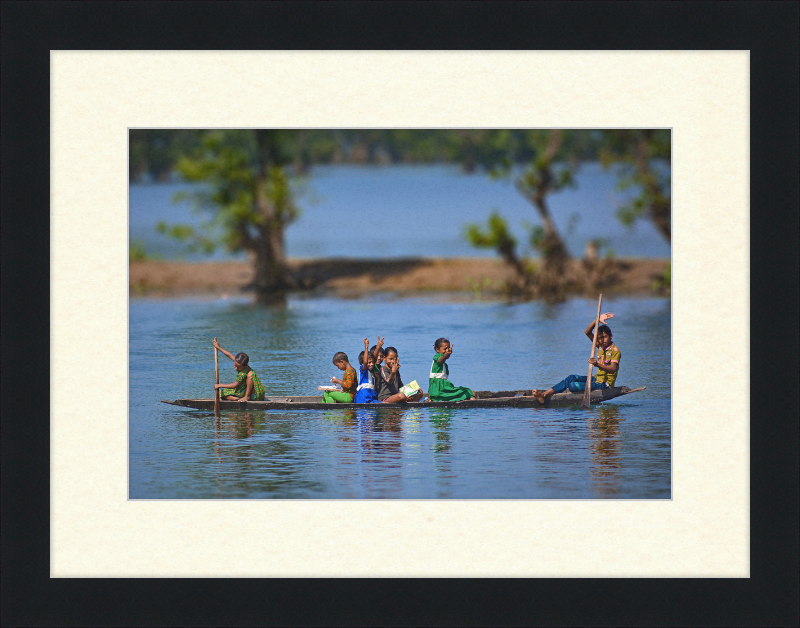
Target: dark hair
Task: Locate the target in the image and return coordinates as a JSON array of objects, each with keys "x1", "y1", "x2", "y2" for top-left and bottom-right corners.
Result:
[
  {"x1": 433, "y1": 337, "x2": 449, "y2": 350},
  {"x1": 597, "y1": 324, "x2": 612, "y2": 336},
  {"x1": 332, "y1": 352, "x2": 348, "y2": 364},
  {"x1": 370, "y1": 345, "x2": 386, "y2": 356},
  {"x1": 358, "y1": 350, "x2": 375, "y2": 365},
  {"x1": 234, "y1": 352, "x2": 249, "y2": 367},
  {"x1": 384, "y1": 346, "x2": 398, "y2": 357}
]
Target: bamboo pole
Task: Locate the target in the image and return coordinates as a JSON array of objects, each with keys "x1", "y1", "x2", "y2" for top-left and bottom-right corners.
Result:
[
  {"x1": 214, "y1": 343, "x2": 221, "y2": 413},
  {"x1": 582, "y1": 294, "x2": 603, "y2": 409}
]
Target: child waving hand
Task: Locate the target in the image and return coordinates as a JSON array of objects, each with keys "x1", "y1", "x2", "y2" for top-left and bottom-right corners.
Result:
[{"x1": 428, "y1": 338, "x2": 476, "y2": 401}]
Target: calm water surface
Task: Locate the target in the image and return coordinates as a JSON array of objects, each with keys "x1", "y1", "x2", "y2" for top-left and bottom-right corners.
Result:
[
  {"x1": 129, "y1": 163, "x2": 671, "y2": 260},
  {"x1": 129, "y1": 294, "x2": 671, "y2": 499}
]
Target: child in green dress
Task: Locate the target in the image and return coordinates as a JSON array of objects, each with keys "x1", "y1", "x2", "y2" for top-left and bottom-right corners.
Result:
[
  {"x1": 213, "y1": 337, "x2": 266, "y2": 402},
  {"x1": 428, "y1": 338, "x2": 476, "y2": 402}
]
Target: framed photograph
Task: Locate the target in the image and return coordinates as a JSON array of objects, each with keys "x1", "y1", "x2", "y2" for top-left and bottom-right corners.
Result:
[{"x1": 3, "y1": 2, "x2": 796, "y2": 626}]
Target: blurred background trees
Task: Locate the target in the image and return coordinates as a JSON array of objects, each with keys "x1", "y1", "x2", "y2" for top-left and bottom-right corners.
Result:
[
  {"x1": 154, "y1": 129, "x2": 300, "y2": 296},
  {"x1": 131, "y1": 129, "x2": 670, "y2": 299},
  {"x1": 598, "y1": 129, "x2": 671, "y2": 241}
]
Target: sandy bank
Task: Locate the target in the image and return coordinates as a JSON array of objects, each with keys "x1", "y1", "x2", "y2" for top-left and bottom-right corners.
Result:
[{"x1": 130, "y1": 257, "x2": 670, "y2": 298}]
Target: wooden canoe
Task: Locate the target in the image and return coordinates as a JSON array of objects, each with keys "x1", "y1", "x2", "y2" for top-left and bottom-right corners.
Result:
[{"x1": 161, "y1": 386, "x2": 645, "y2": 410}]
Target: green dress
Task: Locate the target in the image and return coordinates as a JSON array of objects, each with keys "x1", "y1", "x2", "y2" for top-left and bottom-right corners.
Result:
[
  {"x1": 428, "y1": 353, "x2": 474, "y2": 402},
  {"x1": 220, "y1": 367, "x2": 265, "y2": 400}
]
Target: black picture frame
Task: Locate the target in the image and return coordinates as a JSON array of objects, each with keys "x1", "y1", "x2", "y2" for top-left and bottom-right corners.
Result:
[{"x1": 2, "y1": 1, "x2": 797, "y2": 626}]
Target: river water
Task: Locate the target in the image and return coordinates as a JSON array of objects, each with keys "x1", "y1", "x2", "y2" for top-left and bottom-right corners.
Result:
[
  {"x1": 129, "y1": 163, "x2": 671, "y2": 260},
  {"x1": 129, "y1": 294, "x2": 671, "y2": 499}
]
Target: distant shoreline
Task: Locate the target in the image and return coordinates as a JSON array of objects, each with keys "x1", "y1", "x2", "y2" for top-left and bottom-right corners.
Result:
[{"x1": 130, "y1": 257, "x2": 670, "y2": 298}]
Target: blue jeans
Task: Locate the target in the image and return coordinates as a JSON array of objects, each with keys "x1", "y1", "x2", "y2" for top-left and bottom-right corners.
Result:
[{"x1": 551, "y1": 374, "x2": 606, "y2": 394}]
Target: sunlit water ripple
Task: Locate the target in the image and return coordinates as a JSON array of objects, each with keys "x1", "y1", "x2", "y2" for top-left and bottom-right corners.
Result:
[{"x1": 130, "y1": 294, "x2": 671, "y2": 499}]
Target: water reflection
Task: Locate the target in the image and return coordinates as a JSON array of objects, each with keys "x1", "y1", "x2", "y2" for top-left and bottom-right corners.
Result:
[
  {"x1": 322, "y1": 408, "x2": 410, "y2": 497},
  {"x1": 131, "y1": 294, "x2": 671, "y2": 499},
  {"x1": 358, "y1": 409, "x2": 403, "y2": 496},
  {"x1": 428, "y1": 408, "x2": 455, "y2": 454},
  {"x1": 325, "y1": 409, "x2": 357, "y2": 428},
  {"x1": 588, "y1": 405, "x2": 623, "y2": 497},
  {"x1": 213, "y1": 412, "x2": 257, "y2": 496},
  {"x1": 209, "y1": 410, "x2": 331, "y2": 498}
]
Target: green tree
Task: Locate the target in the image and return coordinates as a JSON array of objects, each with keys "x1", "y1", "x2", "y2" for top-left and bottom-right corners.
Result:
[
  {"x1": 464, "y1": 211, "x2": 532, "y2": 292},
  {"x1": 513, "y1": 129, "x2": 574, "y2": 269},
  {"x1": 464, "y1": 129, "x2": 576, "y2": 296},
  {"x1": 129, "y1": 129, "x2": 202, "y2": 181},
  {"x1": 599, "y1": 129, "x2": 671, "y2": 241},
  {"x1": 158, "y1": 129, "x2": 300, "y2": 297}
]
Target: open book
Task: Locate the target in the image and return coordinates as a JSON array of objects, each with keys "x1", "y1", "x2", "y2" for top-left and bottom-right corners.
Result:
[{"x1": 399, "y1": 380, "x2": 420, "y2": 397}]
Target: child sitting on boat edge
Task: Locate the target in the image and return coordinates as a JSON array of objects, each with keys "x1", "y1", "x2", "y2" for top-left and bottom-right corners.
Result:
[
  {"x1": 531, "y1": 312, "x2": 620, "y2": 405},
  {"x1": 370, "y1": 337, "x2": 386, "y2": 381},
  {"x1": 428, "y1": 338, "x2": 476, "y2": 401},
  {"x1": 353, "y1": 337, "x2": 382, "y2": 404},
  {"x1": 377, "y1": 345, "x2": 424, "y2": 403},
  {"x1": 324, "y1": 351, "x2": 358, "y2": 403},
  {"x1": 213, "y1": 338, "x2": 266, "y2": 402}
]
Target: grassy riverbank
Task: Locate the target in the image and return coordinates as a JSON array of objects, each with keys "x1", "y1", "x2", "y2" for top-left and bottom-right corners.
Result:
[{"x1": 130, "y1": 257, "x2": 670, "y2": 298}]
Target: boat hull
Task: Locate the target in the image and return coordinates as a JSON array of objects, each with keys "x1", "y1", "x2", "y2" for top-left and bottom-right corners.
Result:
[{"x1": 161, "y1": 387, "x2": 645, "y2": 410}]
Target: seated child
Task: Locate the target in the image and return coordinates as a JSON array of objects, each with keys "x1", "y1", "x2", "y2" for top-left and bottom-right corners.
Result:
[
  {"x1": 428, "y1": 337, "x2": 476, "y2": 401},
  {"x1": 377, "y1": 346, "x2": 424, "y2": 403},
  {"x1": 213, "y1": 337, "x2": 266, "y2": 402},
  {"x1": 370, "y1": 337, "x2": 386, "y2": 381},
  {"x1": 354, "y1": 337, "x2": 381, "y2": 404},
  {"x1": 324, "y1": 351, "x2": 357, "y2": 403},
  {"x1": 531, "y1": 312, "x2": 620, "y2": 404}
]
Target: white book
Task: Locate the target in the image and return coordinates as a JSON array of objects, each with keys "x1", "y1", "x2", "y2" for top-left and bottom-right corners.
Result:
[{"x1": 399, "y1": 380, "x2": 420, "y2": 397}]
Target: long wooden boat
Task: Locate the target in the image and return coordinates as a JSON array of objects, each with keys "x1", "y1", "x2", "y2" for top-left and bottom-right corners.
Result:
[{"x1": 161, "y1": 386, "x2": 645, "y2": 410}]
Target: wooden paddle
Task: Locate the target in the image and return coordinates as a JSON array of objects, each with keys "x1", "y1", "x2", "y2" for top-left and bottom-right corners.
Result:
[
  {"x1": 214, "y1": 341, "x2": 221, "y2": 413},
  {"x1": 582, "y1": 294, "x2": 603, "y2": 410}
]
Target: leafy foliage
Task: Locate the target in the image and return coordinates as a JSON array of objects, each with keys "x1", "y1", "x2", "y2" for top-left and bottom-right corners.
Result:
[
  {"x1": 599, "y1": 130, "x2": 671, "y2": 240},
  {"x1": 129, "y1": 239, "x2": 160, "y2": 262},
  {"x1": 464, "y1": 212, "x2": 533, "y2": 292},
  {"x1": 159, "y1": 130, "x2": 300, "y2": 257},
  {"x1": 129, "y1": 129, "x2": 616, "y2": 181},
  {"x1": 150, "y1": 130, "x2": 302, "y2": 294},
  {"x1": 652, "y1": 260, "x2": 671, "y2": 293},
  {"x1": 464, "y1": 211, "x2": 517, "y2": 253},
  {"x1": 129, "y1": 129, "x2": 671, "y2": 298}
]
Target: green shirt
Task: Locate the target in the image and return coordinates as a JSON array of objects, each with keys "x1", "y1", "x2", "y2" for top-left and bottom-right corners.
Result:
[
  {"x1": 220, "y1": 367, "x2": 266, "y2": 400},
  {"x1": 594, "y1": 343, "x2": 621, "y2": 387},
  {"x1": 429, "y1": 353, "x2": 449, "y2": 379}
]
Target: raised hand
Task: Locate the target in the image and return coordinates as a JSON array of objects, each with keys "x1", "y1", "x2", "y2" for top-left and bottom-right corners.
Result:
[
  {"x1": 363, "y1": 337, "x2": 369, "y2": 347},
  {"x1": 376, "y1": 336, "x2": 385, "y2": 347},
  {"x1": 213, "y1": 337, "x2": 221, "y2": 349},
  {"x1": 599, "y1": 312, "x2": 615, "y2": 324}
]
